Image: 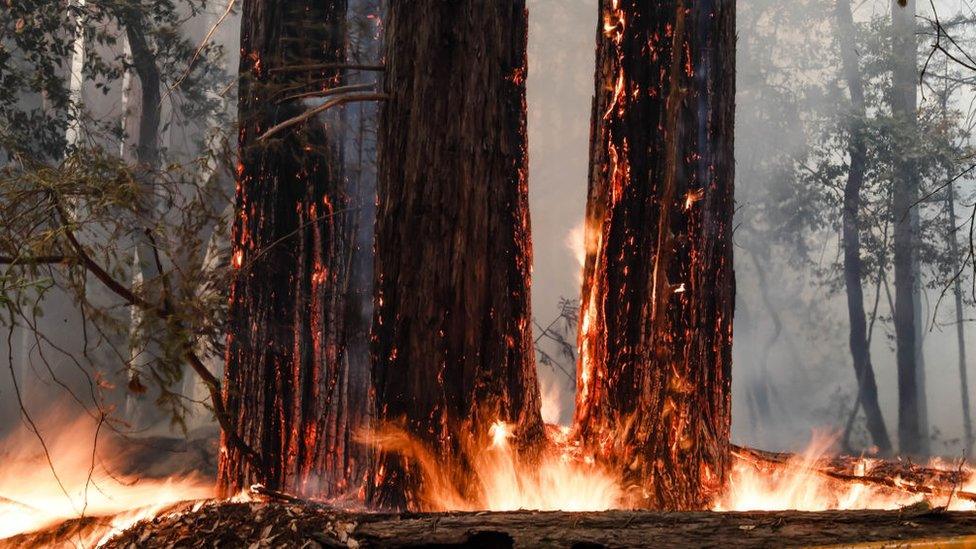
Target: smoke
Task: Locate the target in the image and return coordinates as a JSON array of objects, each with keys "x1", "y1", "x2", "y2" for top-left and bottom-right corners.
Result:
[{"x1": 525, "y1": 0, "x2": 976, "y2": 456}]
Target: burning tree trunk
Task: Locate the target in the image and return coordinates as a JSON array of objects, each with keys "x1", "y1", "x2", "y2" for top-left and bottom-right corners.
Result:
[
  {"x1": 890, "y1": 0, "x2": 928, "y2": 457},
  {"x1": 218, "y1": 0, "x2": 356, "y2": 498},
  {"x1": 835, "y1": 0, "x2": 893, "y2": 455},
  {"x1": 369, "y1": 1, "x2": 544, "y2": 510},
  {"x1": 573, "y1": 0, "x2": 735, "y2": 510}
]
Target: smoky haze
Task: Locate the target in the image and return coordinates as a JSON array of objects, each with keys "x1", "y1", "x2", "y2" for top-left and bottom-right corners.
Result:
[
  {"x1": 526, "y1": 0, "x2": 976, "y2": 456},
  {"x1": 1, "y1": 0, "x2": 974, "y2": 460}
]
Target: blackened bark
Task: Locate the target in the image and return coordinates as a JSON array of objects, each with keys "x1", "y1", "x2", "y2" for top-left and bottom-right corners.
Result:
[
  {"x1": 835, "y1": 0, "x2": 892, "y2": 455},
  {"x1": 890, "y1": 0, "x2": 927, "y2": 457},
  {"x1": 369, "y1": 1, "x2": 544, "y2": 510},
  {"x1": 574, "y1": 0, "x2": 735, "y2": 510},
  {"x1": 218, "y1": 0, "x2": 355, "y2": 498}
]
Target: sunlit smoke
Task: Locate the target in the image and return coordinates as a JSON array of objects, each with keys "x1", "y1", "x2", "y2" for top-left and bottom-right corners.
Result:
[{"x1": 0, "y1": 412, "x2": 213, "y2": 543}]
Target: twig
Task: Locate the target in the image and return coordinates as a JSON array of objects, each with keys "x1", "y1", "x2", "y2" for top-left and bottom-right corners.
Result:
[
  {"x1": 276, "y1": 82, "x2": 375, "y2": 105},
  {"x1": 165, "y1": 0, "x2": 238, "y2": 101},
  {"x1": 250, "y1": 484, "x2": 305, "y2": 504},
  {"x1": 268, "y1": 63, "x2": 384, "y2": 74},
  {"x1": 0, "y1": 255, "x2": 71, "y2": 265},
  {"x1": 257, "y1": 93, "x2": 389, "y2": 142},
  {"x1": 49, "y1": 195, "x2": 266, "y2": 477}
]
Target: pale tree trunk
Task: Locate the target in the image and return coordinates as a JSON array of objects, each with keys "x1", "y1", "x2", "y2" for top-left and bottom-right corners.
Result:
[
  {"x1": 946, "y1": 179, "x2": 973, "y2": 455},
  {"x1": 939, "y1": 83, "x2": 974, "y2": 456},
  {"x1": 64, "y1": 0, "x2": 86, "y2": 148},
  {"x1": 369, "y1": 0, "x2": 544, "y2": 511},
  {"x1": 117, "y1": 10, "x2": 167, "y2": 430},
  {"x1": 574, "y1": 0, "x2": 736, "y2": 510},
  {"x1": 835, "y1": 0, "x2": 893, "y2": 455},
  {"x1": 890, "y1": 0, "x2": 928, "y2": 457}
]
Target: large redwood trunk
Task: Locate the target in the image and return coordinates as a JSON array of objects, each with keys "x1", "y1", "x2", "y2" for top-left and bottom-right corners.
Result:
[
  {"x1": 218, "y1": 0, "x2": 356, "y2": 498},
  {"x1": 369, "y1": 1, "x2": 544, "y2": 511},
  {"x1": 573, "y1": 0, "x2": 735, "y2": 510}
]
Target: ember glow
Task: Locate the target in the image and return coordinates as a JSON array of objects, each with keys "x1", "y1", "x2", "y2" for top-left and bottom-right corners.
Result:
[{"x1": 0, "y1": 414, "x2": 212, "y2": 543}]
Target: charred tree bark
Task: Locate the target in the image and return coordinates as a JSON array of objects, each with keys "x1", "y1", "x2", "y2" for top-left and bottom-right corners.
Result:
[
  {"x1": 218, "y1": 0, "x2": 356, "y2": 498},
  {"x1": 369, "y1": 1, "x2": 544, "y2": 510},
  {"x1": 835, "y1": 0, "x2": 893, "y2": 455},
  {"x1": 573, "y1": 0, "x2": 735, "y2": 510},
  {"x1": 890, "y1": 0, "x2": 928, "y2": 457}
]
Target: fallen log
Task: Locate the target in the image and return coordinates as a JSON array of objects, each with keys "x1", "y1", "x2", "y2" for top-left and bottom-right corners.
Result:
[{"x1": 10, "y1": 501, "x2": 970, "y2": 549}]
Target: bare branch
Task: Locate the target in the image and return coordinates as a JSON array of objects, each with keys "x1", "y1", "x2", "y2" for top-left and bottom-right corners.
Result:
[
  {"x1": 276, "y1": 82, "x2": 375, "y2": 105},
  {"x1": 0, "y1": 255, "x2": 70, "y2": 265},
  {"x1": 268, "y1": 63, "x2": 384, "y2": 74},
  {"x1": 257, "y1": 93, "x2": 389, "y2": 142}
]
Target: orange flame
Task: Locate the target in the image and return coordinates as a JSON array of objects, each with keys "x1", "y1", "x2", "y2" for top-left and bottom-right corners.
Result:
[
  {"x1": 0, "y1": 413, "x2": 213, "y2": 543},
  {"x1": 367, "y1": 418, "x2": 623, "y2": 513}
]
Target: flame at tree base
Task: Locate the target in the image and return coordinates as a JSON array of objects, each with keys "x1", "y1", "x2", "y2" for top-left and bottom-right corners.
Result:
[
  {"x1": 1, "y1": 416, "x2": 975, "y2": 546},
  {"x1": 366, "y1": 423, "x2": 976, "y2": 514}
]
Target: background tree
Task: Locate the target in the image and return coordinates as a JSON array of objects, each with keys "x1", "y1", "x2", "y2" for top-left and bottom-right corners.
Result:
[
  {"x1": 835, "y1": 0, "x2": 893, "y2": 455},
  {"x1": 890, "y1": 0, "x2": 929, "y2": 457},
  {"x1": 0, "y1": 0, "x2": 236, "y2": 435}
]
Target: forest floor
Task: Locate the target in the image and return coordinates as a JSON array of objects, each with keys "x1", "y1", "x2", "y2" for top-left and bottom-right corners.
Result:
[{"x1": 4, "y1": 499, "x2": 976, "y2": 548}]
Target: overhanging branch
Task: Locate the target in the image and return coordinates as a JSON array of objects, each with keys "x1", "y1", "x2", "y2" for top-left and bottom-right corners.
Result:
[{"x1": 49, "y1": 196, "x2": 266, "y2": 477}]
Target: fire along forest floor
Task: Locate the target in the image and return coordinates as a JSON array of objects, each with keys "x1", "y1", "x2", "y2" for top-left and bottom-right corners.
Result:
[{"x1": 5, "y1": 499, "x2": 976, "y2": 549}]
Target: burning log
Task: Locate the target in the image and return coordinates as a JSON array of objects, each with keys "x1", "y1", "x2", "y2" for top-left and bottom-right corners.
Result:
[
  {"x1": 218, "y1": 0, "x2": 365, "y2": 499},
  {"x1": 574, "y1": 0, "x2": 736, "y2": 509},
  {"x1": 369, "y1": 1, "x2": 545, "y2": 510},
  {"x1": 733, "y1": 446, "x2": 976, "y2": 504}
]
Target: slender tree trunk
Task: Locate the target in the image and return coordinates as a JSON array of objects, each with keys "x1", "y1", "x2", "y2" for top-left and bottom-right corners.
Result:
[
  {"x1": 118, "y1": 10, "x2": 169, "y2": 429},
  {"x1": 890, "y1": 0, "x2": 927, "y2": 457},
  {"x1": 835, "y1": 0, "x2": 893, "y2": 455},
  {"x1": 369, "y1": 0, "x2": 544, "y2": 511},
  {"x1": 574, "y1": 0, "x2": 735, "y2": 510},
  {"x1": 940, "y1": 80, "x2": 974, "y2": 455},
  {"x1": 341, "y1": 0, "x2": 383, "y2": 496},
  {"x1": 946, "y1": 178, "x2": 974, "y2": 456},
  {"x1": 218, "y1": 0, "x2": 355, "y2": 499}
]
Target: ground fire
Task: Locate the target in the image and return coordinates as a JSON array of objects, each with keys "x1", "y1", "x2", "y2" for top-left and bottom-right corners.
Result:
[{"x1": 2, "y1": 0, "x2": 976, "y2": 547}]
